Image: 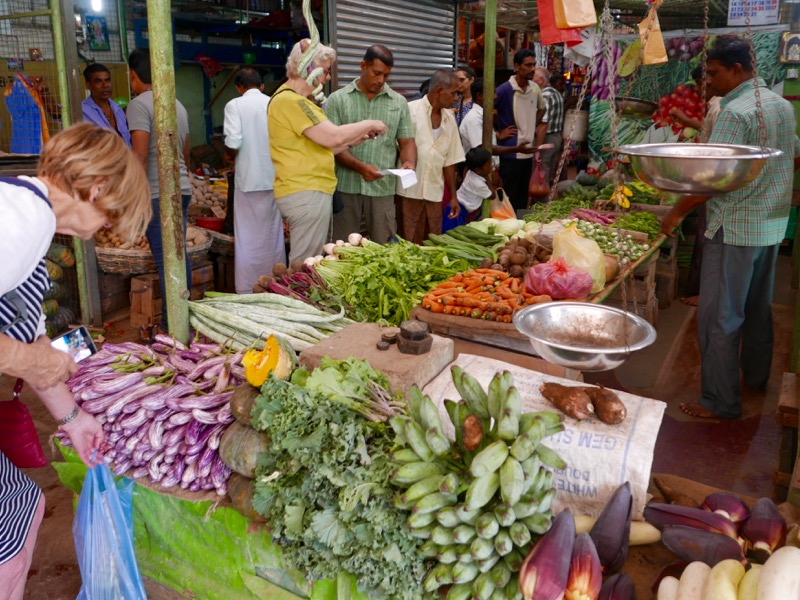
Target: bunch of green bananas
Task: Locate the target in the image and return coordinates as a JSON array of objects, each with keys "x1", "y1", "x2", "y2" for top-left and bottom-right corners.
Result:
[{"x1": 388, "y1": 368, "x2": 566, "y2": 600}]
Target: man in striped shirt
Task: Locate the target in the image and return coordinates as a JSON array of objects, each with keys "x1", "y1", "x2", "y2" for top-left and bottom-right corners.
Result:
[
  {"x1": 534, "y1": 68, "x2": 565, "y2": 186},
  {"x1": 661, "y1": 37, "x2": 800, "y2": 420},
  {"x1": 326, "y1": 45, "x2": 416, "y2": 244}
]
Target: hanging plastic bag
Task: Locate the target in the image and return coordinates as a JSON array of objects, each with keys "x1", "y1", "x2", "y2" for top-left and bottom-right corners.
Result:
[
  {"x1": 525, "y1": 257, "x2": 594, "y2": 299},
  {"x1": 73, "y1": 462, "x2": 147, "y2": 600},
  {"x1": 639, "y1": 7, "x2": 668, "y2": 66},
  {"x1": 528, "y1": 160, "x2": 550, "y2": 201},
  {"x1": 537, "y1": 0, "x2": 584, "y2": 47},
  {"x1": 554, "y1": 0, "x2": 598, "y2": 30},
  {"x1": 552, "y1": 225, "x2": 607, "y2": 293},
  {"x1": 490, "y1": 188, "x2": 516, "y2": 220}
]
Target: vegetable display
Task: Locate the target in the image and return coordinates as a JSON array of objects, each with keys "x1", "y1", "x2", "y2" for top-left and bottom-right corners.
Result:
[
  {"x1": 389, "y1": 368, "x2": 566, "y2": 600},
  {"x1": 573, "y1": 220, "x2": 651, "y2": 265},
  {"x1": 250, "y1": 359, "x2": 428, "y2": 600},
  {"x1": 518, "y1": 482, "x2": 635, "y2": 599},
  {"x1": 188, "y1": 292, "x2": 352, "y2": 352},
  {"x1": 59, "y1": 334, "x2": 242, "y2": 495},
  {"x1": 597, "y1": 181, "x2": 661, "y2": 206},
  {"x1": 652, "y1": 82, "x2": 705, "y2": 139},
  {"x1": 314, "y1": 238, "x2": 473, "y2": 326},
  {"x1": 420, "y1": 269, "x2": 551, "y2": 322}
]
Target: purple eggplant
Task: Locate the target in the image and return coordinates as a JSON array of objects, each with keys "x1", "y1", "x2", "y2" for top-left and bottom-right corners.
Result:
[
  {"x1": 148, "y1": 420, "x2": 165, "y2": 450},
  {"x1": 191, "y1": 408, "x2": 220, "y2": 425},
  {"x1": 165, "y1": 412, "x2": 192, "y2": 429},
  {"x1": 154, "y1": 333, "x2": 187, "y2": 350}
]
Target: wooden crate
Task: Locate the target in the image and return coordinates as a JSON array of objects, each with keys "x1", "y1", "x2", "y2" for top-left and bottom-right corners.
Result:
[
  {"x1": 215, "y1": 255, "x2": 236, "y2": 293},
  {"x1": 655, "y1": 236, "x2": 679, "y2": 309},
  {"x1": 98, "y1": 272, "x2": 132, "y2": 316},
  {"x1": 130, "y1": 262, "x2": 215, "y2": 328},
  {"x1": 775, "y1": 372, "x2": 800, "y2": 505}
]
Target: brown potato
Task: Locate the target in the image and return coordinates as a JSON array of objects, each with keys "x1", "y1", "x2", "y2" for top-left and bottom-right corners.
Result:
[{"x1": 540, "y1": 382, "x2": 593, "y2": 420}]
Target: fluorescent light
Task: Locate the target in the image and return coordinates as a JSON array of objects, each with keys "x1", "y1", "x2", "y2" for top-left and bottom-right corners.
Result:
[{"x1": 91, "y1": 0, "x2": 102, "y2": 11}]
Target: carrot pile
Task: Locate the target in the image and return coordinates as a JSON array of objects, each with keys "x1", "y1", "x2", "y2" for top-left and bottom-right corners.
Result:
[{"x1": 420, "y1": 269, "x2": 552, "y2": 323}]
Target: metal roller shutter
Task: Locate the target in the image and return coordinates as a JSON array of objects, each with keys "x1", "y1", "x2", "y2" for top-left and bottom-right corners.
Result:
[{"x1": 328, "y1": 0, "x2": 457, "y2": 99}]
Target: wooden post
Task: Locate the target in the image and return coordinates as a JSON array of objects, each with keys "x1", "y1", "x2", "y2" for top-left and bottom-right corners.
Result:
[
  {"x1": 482, "y1": 0, "x2": 497, "y2": 152},
  {"x1": 147, "y1": 0, "x2": 189, "y2": 344}
]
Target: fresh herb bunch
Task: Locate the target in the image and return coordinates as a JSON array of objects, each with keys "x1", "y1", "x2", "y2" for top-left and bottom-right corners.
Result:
[
  {"x1": 613, "y1": 211, "x2": 661, "y2": 241},
  {"x1": 314, "y1": 239, "x2": 472, "y2": 326},
  {"x1": 251, "y1": 362, "x2": 429, "y2": 600},
  {"x1": 524, "y1": 196, "x2": 593, "y2": 223}
]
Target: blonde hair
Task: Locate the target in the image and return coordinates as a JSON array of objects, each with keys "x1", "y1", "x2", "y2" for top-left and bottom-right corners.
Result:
[
  {"x1": 285, "y1": 39, "x2": 337, "y2": 78},
  {"x1": 37, "y1": 122, "x2": 151, "y2": 241}
]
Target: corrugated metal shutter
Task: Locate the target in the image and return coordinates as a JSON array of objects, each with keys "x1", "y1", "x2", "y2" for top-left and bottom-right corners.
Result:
[{"x1": 328, "y1": 0, "x2": 457, "y2": 99}]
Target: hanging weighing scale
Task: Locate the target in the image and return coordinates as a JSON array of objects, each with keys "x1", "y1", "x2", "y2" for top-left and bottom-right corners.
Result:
[
  {"x1": 617, "y1": 0, "x2": 784, "y2": 194},
  {"x1": 513, "y1": 0, "x2": 658, "y2": 372}
]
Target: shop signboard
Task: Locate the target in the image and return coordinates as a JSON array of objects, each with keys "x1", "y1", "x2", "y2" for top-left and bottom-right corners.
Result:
[{"x1": 727, "y1": 0, "x2": 780, "y2": 27}]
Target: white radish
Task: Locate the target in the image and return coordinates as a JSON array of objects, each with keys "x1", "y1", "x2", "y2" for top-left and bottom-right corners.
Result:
[
  {"x1": 702, "y1": 558, "x2": 744, "y2": 600},
  {"x1": 656, "y1": 575, "x2": 679, "y2": 600},
  {"x1": 757, "y1": 546, "x2": 800, "y2": 600},
  {"x1": 677, "y1": 561, "x2": 711, "y2": 600}
]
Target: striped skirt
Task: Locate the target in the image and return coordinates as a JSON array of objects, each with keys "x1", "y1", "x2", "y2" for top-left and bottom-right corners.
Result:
[{"x1": 0, "y1": 452, "x2": 40, "y2": 565}]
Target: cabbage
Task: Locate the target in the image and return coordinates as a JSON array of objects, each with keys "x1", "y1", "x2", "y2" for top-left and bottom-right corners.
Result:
[{"x1": 494, "y1": 218, "x2": 526, "y2": 237}]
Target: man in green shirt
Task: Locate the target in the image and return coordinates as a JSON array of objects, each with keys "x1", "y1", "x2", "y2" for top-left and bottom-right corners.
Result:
[
  {"x1": 326, "y1": 45, "x2": 417, "y2": 244},
  {"x1": 661, "y1": 37, "x2": 800, "y2": 420}
]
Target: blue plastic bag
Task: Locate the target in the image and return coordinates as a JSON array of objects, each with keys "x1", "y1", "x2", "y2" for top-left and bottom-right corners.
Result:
[{"x1": 73, "y1": 462, "x2": 147, "y2": 599}]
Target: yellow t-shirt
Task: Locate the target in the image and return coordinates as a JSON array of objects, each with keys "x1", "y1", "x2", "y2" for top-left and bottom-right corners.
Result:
[{"x1": 268, "y1": 84, "x2": 337, "y2": 198}]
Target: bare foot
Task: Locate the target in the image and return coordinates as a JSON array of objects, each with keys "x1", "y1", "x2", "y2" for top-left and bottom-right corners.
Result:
[
  {"x1": 680, "y1": 296, "x2": 699, "y2": 307},
  {"x1": 679, "y1": 401, "x2": 717, "y2": 418}
]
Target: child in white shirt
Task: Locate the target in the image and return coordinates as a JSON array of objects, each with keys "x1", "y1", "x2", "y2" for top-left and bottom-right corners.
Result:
[{"x1": 457, "y1": 147, "x2": 496, "y2": 221}]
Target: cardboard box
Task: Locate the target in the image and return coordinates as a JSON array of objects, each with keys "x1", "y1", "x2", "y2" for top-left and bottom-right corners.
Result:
[{"x1": 130, "y1": 262, "x2": 214, "y2": 328}]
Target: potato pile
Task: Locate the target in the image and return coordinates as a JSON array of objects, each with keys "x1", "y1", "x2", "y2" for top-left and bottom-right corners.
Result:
[
  {"x1": 94, "y1": 226, "x2": 208, "y2": 250},
  {"x1": 479, "y1": 238, "x2": 552, "y2": 280},
  {"x1": 186, "y1": 226, "x2": 209, "y2": 248},
  {"x1": 190, "y1": 177, "x2": 227, "y2": 212},
  {"x1": 94, "y1": 230, "x2": 150, "y2": 250}
]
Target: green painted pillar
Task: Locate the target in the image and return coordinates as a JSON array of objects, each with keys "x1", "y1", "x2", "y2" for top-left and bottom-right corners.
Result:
[
  {"x1": 482, "y1": 0, "x2": 497, "y2": 151},
  {"x1": 146, "y1": 0, "x2": 189, "y2": 344}
]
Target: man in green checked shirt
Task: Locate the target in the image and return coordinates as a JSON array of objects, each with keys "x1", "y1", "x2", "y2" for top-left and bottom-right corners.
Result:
[
  {"x1": 662, "y1": 37, "x2": 800, "y2": 420},
  {"x1": 326, "y1": 45, "x2": 417, "y2": 244}
]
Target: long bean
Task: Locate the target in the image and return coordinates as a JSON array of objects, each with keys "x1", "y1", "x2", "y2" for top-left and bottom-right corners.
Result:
[
  {"x1": 189, "y1": 303, "x2": 312, "y2": 350},
  {"x1": 207, "y1": 303, "x2": 324, "y2": 344}
]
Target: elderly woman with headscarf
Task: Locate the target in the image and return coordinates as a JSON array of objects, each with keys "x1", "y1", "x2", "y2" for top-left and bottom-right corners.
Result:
[{"x1": 268, "y1": 39, "x2": 387, "y2": 264}]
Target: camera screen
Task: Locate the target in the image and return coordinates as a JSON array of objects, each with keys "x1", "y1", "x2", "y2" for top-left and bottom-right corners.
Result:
[{"x1": 51, "y1": 328, "x2": 95, "y2": 362}]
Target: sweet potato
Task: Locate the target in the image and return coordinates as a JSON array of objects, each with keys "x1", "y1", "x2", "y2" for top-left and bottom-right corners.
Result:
[
  {"x1": 580, "y1": 385, "x2": 627, "y2": 425},
  {"x1": 540, "y1": 382, "x2": 593, "y2": 420}
]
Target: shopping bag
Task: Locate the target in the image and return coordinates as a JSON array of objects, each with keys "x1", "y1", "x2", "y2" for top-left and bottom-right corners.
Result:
[
  {"x1": 554, "y1": 0, "x2": 598, "y2": 30},
  {"x1": 528, "y1": 160, "x2": 550, "y2": 202},
  {"x1": 639, "y1": 7, "x2": 668, "y2": 66},
  {"x1": 490, "y1": 188, "x2": 516, "y2": 220},
  {"x1": 0, "y1": 379, "x2": 47, "y2": 469},
  {"x1": 537, "y1": 0, "x2": 584, "y2": 47},
  {"x1": 73, "y1": 462, "x2": 147, "y2": 600},
  {"x1": 552, "y1": 225, "x2": 607, "y2": 293}
]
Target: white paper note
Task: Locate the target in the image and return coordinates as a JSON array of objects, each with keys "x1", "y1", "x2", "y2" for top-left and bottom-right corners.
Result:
[{"x1": 379, "y1": 168, "x2": 417, "y2": 189}]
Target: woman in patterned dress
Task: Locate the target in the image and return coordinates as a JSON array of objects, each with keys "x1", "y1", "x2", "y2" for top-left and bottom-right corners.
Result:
[{"x1": 0, "y1": 122, "x2": 151, "y2": 599}]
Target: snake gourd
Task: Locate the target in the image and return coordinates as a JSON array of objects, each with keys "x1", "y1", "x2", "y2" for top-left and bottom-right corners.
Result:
[{"x1": 297, "y1": 0, "x2": 326, "y2": 103}]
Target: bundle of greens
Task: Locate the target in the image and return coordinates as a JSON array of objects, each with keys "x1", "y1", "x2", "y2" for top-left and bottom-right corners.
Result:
[
  {"x1": 251, "y1": 359, "x2": 428, "y2": 600},
  {"x1": 314, "y1": 239, "x2": 472, "y2": 325}
]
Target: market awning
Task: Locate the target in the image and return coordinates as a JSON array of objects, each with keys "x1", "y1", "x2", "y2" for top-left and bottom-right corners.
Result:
[{"x1": 458, "y1": 0, "x2": 735, "y2": 32}]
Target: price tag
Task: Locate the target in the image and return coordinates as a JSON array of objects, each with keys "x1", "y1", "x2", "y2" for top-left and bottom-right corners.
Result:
[{"x1": 210, "y1": 206, "x2": 226, "y2": 219}]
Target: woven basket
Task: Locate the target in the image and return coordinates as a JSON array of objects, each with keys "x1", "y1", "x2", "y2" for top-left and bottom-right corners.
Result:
[
  {"x1": 208, "y1": 230, "x2": 235, "y2": 257},
  {"x1": 95, "y1": 239, "x2": 212, "y2": 275}
]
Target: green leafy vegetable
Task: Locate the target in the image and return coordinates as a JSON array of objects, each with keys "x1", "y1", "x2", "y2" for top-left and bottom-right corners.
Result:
[
  {"x1": 314, "y1": 239, "x2": 472, "y2": 325},
  {"x1": 251, "y1": 364, "x2": 428, "y2": 600}
]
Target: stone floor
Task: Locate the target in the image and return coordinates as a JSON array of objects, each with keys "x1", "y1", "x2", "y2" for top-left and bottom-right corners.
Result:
[{"x1": 8, "y1": 248, "x2": 799, "y2": 599}]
